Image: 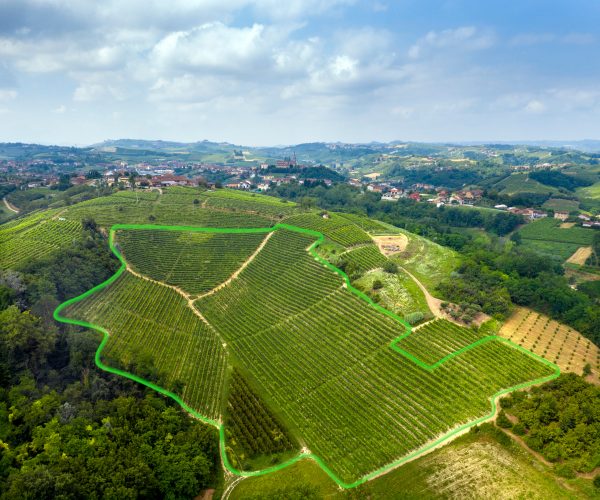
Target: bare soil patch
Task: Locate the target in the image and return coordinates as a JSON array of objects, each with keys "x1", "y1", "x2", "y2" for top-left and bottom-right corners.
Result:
[
  {"x1": 372, "y1": 234, "x2": 409, "y2": 256},
  {"x1": 566, "y1": 246, "x2": 592, "y2": 265},
  {"x1": 560, "y1": 222, "x2": 576, "y2": 228}
]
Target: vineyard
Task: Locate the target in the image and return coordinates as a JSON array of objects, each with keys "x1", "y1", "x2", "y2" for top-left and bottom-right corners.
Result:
[
  {"x1": 116, "y1": 229, "x2": 267, "y2": 295},
  {"x1": 63, "y1": 271, "x2": 228, "y2": 420},
  {"x1": 281, "y1": 212, "x2": 373, "y2": 246},
  {"x1": 225, "y1": 368, "x2": 298, "y2": 470},
  {"x1": 499, "y1": 307, "x2": 599, "y2": 384},
  {"x1": 339, "y1": 244, "x2": 389, "y2": 274},
  {"x1": 393, "y1": 319, "x2": 485, "y2": 366},
  {"x1": 0, "y1": 211, "x2": 82, "y2": 269},
  {"x1": 55, "y1": 223, "x2": 558, "y2": 486},
  {"x1": 518, "y1": 217, "x2": 594, "y2": 246}
]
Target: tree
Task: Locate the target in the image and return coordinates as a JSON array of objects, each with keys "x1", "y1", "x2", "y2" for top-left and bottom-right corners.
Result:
[
  {"x1": 383, "y1": 261, "x2": 398, "y2": 274},
  {"x1": 0, "y1": 306, "x2": 56, "y2": 376}
]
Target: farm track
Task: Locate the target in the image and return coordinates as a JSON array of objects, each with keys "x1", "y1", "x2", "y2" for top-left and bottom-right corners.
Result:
[
  {"x1": 195, "y1": 231, "x2": 273, "y2": 301},
  {"x1": 53, "y1": 223, "x2": 560, "y2": 489},
  {"x1": 3, "y1": 196, "x2": 19, "y2": 213},
  {"x1": 399, "y1": 266, "x2": 491, "y2": 327}
]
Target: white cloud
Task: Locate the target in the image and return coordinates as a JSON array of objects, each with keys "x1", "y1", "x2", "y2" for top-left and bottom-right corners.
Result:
[
  {"x1": 151, "y1": 22, "x2": 273, "y2": 74},
  {"x1": 0, "y1": 89, "x2": 17, "y2": 101},
  {"x1": 524, "y1": 99, "x2": 545, "y2": 113},
  {"x1": 408, "y1": 26, "x2": 494, "y2": 59},
  {"x1": 53, "y1": 104, "x2": 66, "y2": 113}
]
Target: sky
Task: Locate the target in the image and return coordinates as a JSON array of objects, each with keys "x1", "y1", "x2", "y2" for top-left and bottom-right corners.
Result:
[{"x1": 0, "y1": 0, "x2": 599, "y2": 146}]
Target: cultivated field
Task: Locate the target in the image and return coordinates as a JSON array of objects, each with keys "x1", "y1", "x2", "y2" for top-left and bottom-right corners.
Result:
[
  {"x1": 57, "y1": 224, "x2": 556, "y2": 484},
  {"x1": 499, "y1": 308, "x2": 599, "y2": 384},
  {"x1": 566, "y1": 246, "x2": 593, "y2": 266},
  {"x1": 0, "y1": 210, "x2": 82, "y2": 269}
]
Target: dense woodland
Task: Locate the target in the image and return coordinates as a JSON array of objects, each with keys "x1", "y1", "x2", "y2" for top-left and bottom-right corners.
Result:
[
  {"x1": 499, "y1": 374, "x2": 600, "y2": 477},
  {"x1": 0, "y1": 227, "x2": 220, "y2": 499}
]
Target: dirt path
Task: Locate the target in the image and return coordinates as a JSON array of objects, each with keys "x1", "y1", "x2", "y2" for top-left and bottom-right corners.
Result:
[
  {"x1": 125, "y1": 265, "x2": 212, "y2": 326},
  {"x1": 400, "y1": 266, "x2": 491, "y2": 327},
  {"x1": 500, "y1": 426, "x2": 600, "y2": 479},
  {"x1": 3, "y1": 197, "x2": 19, "y2": 213},
  {"x1": 195, "y1": 231, "x2": 274, "y2": 300},
  {"x1": 566, "y1": 246, "x2": 592, "y2": 265},
  {"x1": 400, "y1": 266, "x2": 445, "y2": 318}
]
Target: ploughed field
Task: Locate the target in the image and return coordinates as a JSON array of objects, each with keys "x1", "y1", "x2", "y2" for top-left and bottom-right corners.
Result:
[{"x1": 60, "y1": 225, "x2": 555, "y2": 484}]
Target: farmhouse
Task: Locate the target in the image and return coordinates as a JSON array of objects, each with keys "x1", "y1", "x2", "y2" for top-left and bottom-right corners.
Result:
[{"x1": 554, "y1": 211, "x2": 569, "y2": 221}]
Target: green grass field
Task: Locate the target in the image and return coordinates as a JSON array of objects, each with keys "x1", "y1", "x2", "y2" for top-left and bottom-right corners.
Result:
[
  {"x1": 354, "y1": 269, "x2": 431, "y2": 318},
  {"x1": 229, "y1": 424, "x2": 595, "y2": 499},
  {"x1": 389, "y1": 227, "x2": 461, "y2": 295},
  {"x1": 59, "y1": 225, "x2": 555, "y2": 484}
]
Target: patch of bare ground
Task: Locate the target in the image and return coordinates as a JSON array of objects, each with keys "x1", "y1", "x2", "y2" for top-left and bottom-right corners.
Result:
[
  {"x1": 371, "y1": 234, "x2": 408, "y2": 256},
  {"x1": 194, "y1": 488, "x2": 214, "y2": 500},
  {"x1": 566, "y1": 246, "x2": 592, "y2": 265},
  {"x1": 560, "y1": 222, "x2": 576, "y2": 228},
  {"x1": 499, "y1": 307, "x2": 599, "y2": 385}
]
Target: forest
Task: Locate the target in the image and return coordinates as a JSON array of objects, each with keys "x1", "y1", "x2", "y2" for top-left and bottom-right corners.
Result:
[
  {"x1": 0, "y1": 225, "x2": 220, "y2": 499},
  {"x1": 499, "y1": 374, "x2": 600, "y2": 478}
]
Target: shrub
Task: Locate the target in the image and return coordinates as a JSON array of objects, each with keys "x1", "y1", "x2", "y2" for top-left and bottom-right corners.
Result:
[
  {"x1": 496, "y1": 410, "x2": 513, "y2": 429},
  {"x1": 383, "y1": 261, "x2": 398, "y2": 274},
  {"x1": 512, "y1": 423, "x2": 526, "y2": 435},
  {"x1": 372, "y1": 279, "x2": 383, "y2": 290},
  {"x1": 404, "y1": 311, "x2": 424, "y2": 325}
]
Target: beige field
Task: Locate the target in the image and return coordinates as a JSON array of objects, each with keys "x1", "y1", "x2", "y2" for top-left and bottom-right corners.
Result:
[
  {"x1": 559, "y1": 222, "x2": 576, "y2": 228},
  {"x1": 499, "y1": 308, "x2": 599, "y2": 384},
  {"x1": 371, "y1": 234, "x2": 409, "y2": 256},
  {"x1": 566, "y1": 246, "x2": 592, "y2": 265},
  {"x1": 364, "y1": 172, "x2": 382, "y2": 179}
]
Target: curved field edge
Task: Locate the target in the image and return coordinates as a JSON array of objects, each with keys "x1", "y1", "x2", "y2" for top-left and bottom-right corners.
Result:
[{"x1": 52, "y1": 222, "x2": 561, "y2": 489}]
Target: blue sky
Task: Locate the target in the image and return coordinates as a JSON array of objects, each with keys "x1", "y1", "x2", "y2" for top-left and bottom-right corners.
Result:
[{"x1": 0, "y1": 0, "x2": 599, "y2": 145}]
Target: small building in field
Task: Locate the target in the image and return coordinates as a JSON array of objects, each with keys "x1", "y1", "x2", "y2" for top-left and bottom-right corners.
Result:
[{"x1": 554, "y1": 211, "x2": 569, "y2": 221}]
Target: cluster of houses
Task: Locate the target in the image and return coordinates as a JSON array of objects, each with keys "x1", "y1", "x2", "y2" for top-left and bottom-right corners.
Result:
[{"x1": 363, "y1": 182, "x2": 486, "y2": 207}]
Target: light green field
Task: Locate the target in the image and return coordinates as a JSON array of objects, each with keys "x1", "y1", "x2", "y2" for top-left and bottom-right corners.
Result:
[
  {"x1": 542, "y1": 198, "x2": 580, "y2": 212},
  {"x1": 577, "y1": 181, "x2": 600, "y2": 200},
  {"x1": 354, "y1": 269, "x2": 431, "y2": 318},
  {"x1": 229, "y1": 424, "x2": 594, "y2": 499},
  {"x1": 389, "y1": 228, "x2": 461, "y2": 295}
]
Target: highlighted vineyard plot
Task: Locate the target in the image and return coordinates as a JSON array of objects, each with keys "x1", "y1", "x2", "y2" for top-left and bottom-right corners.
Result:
[
  {"x1": 392, "y1": 319, "x2": 493, "y2": 368},
  {"x1": 54, "y1": 223, "x2": 559, "y2": 487}
]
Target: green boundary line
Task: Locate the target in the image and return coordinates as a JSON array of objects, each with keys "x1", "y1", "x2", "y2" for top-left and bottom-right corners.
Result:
[{"x1": 53, "y1": 222, "x2": 560, "y2": 489}]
